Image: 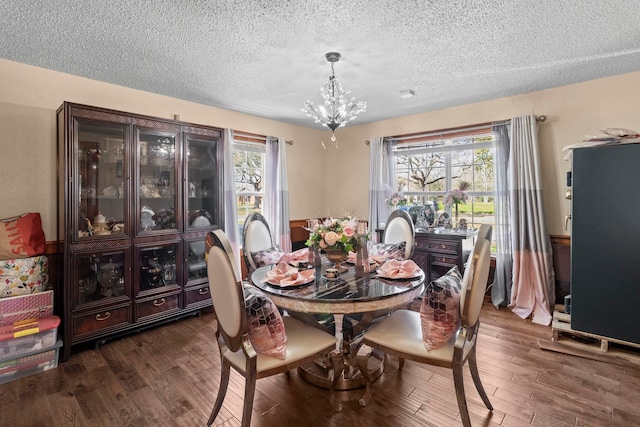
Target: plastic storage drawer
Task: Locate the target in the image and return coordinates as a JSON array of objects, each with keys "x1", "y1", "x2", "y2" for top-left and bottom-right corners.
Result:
[
  {"x1": 0, "y1": 316, "x2": 60, "y2": 362},
  {"x1": 0, "y1": 339, "x2": 62, "y2": 384}
]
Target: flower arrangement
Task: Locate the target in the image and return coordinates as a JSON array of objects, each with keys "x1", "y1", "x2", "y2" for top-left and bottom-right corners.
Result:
[
  {"x1": 306, "y1": 217, "x2": 358, "y2": 254},
  {"x1": 444, "y1": 181, "x2": 470, "y2": 207},
  {"x1": 386, "y1": 191, "x2": 408, "y2": 208}
]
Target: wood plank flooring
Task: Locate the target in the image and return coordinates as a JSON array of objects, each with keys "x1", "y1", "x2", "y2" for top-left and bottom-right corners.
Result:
[{"x1": 2, "y1": 300, "x2": 640, "y2": 426}]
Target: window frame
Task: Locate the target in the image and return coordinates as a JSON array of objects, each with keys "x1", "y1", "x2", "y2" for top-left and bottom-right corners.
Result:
[{"x1": 391, "y1": 129, "x2": 496, "y2": 229}]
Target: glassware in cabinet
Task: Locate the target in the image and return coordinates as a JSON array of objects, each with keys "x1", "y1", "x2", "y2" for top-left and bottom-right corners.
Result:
[
  {"x1": 76, "y1": 122, "x2": 127, "y2": 239},
  {"x1": 137, "y1": 129, "x2": 179, "y2": 233},
  {"x1": 185, "y1": 133, "x2": 219, "y2": 230},
  {"x1": 74, "y1": 249, "x2": 130, "y2": 307}
]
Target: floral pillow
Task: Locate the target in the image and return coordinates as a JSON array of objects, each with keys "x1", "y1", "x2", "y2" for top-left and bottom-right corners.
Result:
[
  {"x1": 243, "y1": 284, "x2": 287, "y2": 359},
  {"x1": 250, "y1": 246, "x2": 284, "y2": 268},
  {"x1": 420, "y1": 266, "x2": 463, "y2": 350},
  {"x1": 369, "y1": 241, "x2": 406, "y2": 260}
]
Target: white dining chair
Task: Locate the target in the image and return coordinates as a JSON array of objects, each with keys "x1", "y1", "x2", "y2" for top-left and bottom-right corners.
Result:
[
  {"x1": 358, "y1": 225, "x2": 493, "y2": 427},
  {"x1": 383, "y1": 209, "x2": 415, "y2": 259},
  {"x1": 205, "y1": 228, "x2": 338, "y2": 427},
  {"x1": 242, "y1": 213, "x2": 275, "y2": 274}
]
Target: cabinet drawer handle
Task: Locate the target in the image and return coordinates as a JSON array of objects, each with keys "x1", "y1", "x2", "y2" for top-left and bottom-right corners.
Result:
[
  {"x1": 198, "y1": 288, "x2": 209, "y2": 295},
  {"x1": 153, "y1": 298, "x2": 166, "y2": 307},
  {"x1": 96, "y1": 312, "x2": 111, "y2": 321}
]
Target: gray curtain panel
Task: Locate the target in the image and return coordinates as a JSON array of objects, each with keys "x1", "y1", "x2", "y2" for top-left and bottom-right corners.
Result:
[{"x1": 507, "y1": 116, "x2": 555, "y2": 325}]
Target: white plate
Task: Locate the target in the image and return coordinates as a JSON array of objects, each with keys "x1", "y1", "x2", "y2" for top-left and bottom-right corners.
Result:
[
  {"x1": 191, "y1": 215, "x2": 211, "y2": 227},
  {"x1": 141, "y1": 206, "x2": 155, "y2": 230}
]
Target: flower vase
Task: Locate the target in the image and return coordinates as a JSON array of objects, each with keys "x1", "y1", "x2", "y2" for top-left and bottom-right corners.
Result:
[
  {"x1": 324, "y1": 247, "x2": 348, "y2": 268},
  {"x1": 454, "y1": 204, "x2": 459, "y2": 223}
]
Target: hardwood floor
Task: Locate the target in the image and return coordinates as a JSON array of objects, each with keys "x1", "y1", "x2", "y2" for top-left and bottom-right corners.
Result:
[{"x1": 1, "y1": 300, "x2": 640, "y2": 427}]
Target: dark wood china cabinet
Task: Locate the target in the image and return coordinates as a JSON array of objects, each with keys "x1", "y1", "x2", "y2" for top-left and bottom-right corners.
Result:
[{"x1": 57, "y1": 102, "x2": 223, "y2": 361}]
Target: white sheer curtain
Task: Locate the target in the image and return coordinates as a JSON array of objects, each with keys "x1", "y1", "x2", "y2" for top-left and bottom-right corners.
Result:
[
  {"x1": 264, "y1": 136, "x2": 291, "y2": 252},
  {"x1": 493, "y1": 116, "x2": 555, "y2": 325},
  {"x1": 368, "y1": 137, "x2": 395, "y2": 242},
  {"x1": 222, "y1": 128, "x2": 240, "y2": 269},
  {"x1": 491, "y1": 124, "x2": 512, "y2": 308}
]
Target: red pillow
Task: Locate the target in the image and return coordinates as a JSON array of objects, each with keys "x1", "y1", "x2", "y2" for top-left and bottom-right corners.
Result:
[{"x1": 0, "y1": 213, "x2": 46, "y2": 259}]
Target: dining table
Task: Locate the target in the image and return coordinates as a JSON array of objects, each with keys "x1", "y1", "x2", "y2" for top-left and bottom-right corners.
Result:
[{"x1": 250, "y1": 255, "x2": 425, "y2": 410}]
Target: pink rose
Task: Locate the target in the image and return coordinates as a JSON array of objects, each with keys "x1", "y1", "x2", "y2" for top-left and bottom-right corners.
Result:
[
  {"x1": 319, "y1": 240, "x2": 327, "y2": 249},
  {"x1": 343, "y1": 227, "x2": 355, "y2": 238},
  {"x1": 324, "y1": 231, "x2": 339, "y2": 246}
]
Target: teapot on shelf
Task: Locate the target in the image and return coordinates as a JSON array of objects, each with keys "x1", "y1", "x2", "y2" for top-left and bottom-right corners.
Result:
[{"x1": 92, "y1": 212, "x2": 111, "y2": 235}]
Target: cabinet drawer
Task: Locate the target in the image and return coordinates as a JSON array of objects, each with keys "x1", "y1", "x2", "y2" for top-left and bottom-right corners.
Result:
[
  {"x1": 136, "y1": 293, "x2": 180, "y2": 320},
  {"x1": 430, "y1": 254, "x2": 458, "y2": 266},
  {"x1": 185, "y1": 284, "x2": 212, "y2": 308},
  {"x1": 416, "y1": 239, "x2": 459, "y2": 254},
  {"x1": 73, "y1": 305, "x2": 131, "y2": 339}
]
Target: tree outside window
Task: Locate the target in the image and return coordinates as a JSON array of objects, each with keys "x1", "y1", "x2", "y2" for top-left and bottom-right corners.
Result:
[
  {"x1": 233, "y1": 143, "x2": 265, "y2": 236},
  {"x1": 393, "y1": 134, "x2": 495, "y2": 237}
]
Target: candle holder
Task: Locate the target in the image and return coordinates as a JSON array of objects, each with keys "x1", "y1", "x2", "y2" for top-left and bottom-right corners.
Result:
[{"x1": 354, "y1": 223, "x2": 371, "y2": 277}]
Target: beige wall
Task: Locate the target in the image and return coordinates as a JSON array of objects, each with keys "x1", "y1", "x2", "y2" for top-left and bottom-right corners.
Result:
[{"x1": 2, "y1": 58, "x2": 640, "y2": 239}]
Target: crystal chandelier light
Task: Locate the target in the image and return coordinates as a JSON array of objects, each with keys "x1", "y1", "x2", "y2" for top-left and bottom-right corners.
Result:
[{"x1": 302, "y1": 52, "x2": 367, "y2": 142}]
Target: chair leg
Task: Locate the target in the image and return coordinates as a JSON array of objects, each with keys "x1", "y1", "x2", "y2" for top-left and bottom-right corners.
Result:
[
  {"x1": 207, "y1": 360, "x2": 231, "y2": 426},
  {"x1": 469, "y1": 350, "x2": 493, "y2": 410},
  {"x1": 241, "y1": 368, "x2": 258, "y2": 427},
  {"x1": 398, "y1": 357, "x2": 405, "y2": 371},
  {"x1": 452, "y1": 362, "x2": 472, "y2": 427}
]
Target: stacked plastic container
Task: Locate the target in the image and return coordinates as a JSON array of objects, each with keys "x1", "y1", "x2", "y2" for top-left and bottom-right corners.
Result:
[{"x1": 0, "y1": 213, "x2": 61, "y2": 384}]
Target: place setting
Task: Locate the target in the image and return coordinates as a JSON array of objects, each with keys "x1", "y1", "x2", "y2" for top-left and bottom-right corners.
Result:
[{"x1": 262, "y1": 261, "x2": 315, "y2": 289}]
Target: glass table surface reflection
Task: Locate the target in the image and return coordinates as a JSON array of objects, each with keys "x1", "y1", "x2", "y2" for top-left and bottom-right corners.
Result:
[{"x1": 250, "y1": 256, "x2": 424, "y2": 409}]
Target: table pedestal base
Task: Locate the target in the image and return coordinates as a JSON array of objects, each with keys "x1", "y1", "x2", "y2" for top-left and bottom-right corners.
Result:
[{"x1": 298, "y1": 345, "x2": 385, "y2": 411}]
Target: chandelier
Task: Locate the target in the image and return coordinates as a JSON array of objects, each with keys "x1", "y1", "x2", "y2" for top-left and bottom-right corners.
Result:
[{"x1": 302, "y1": 52, "x2": 367, "y2": 142}]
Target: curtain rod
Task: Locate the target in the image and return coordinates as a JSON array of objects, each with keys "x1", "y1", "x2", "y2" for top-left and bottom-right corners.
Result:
[
  {"x1": 386, "y1": 115, "x2": 546, "y2": 142},
  {"x1": 234, "y1": 130, "x2": 293, "y2": 145}
]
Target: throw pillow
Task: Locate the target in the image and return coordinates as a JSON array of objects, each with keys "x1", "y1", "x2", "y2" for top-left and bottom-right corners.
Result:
[
  {"x1": 250, "y1": 246, "x2": 284, "y2": 268},
  {"x1": 369, "y1": 241, "x2": 406, "y2": 260},
  {"x1": 243, "y1": 284, "x2": 287, "y2": 359},
  {"x1": 420, "y1": 266, "x2": 463, "y2": 350},
  {"x1": 0, "y1": 213, "x2": 46, "y2": 260}
]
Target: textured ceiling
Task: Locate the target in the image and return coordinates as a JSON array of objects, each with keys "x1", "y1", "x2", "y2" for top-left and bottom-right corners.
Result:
[{"x1": 1, "y1": 1, "x2": 640, "y2": 130}]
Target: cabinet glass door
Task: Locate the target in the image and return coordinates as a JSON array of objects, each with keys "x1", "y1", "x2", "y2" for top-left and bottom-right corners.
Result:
[
  {"x1": 75, "y1": 250, "x2": 129, "y2": 306},
  {"x1": 138, "y1": 243, "x2": 179, "y2": 292},
  {"x1": 186, "y1": 238, "x2": 207, "y2": 284},
  {"x1": 138, "y1": 130, "x2": 178, "y2": 232},
  {"x1": 77, "y1": 122, "x2": 127, "y2": 239},
  {"x1": 185, "y1": 135, "x2": 218, "y2": 230}
]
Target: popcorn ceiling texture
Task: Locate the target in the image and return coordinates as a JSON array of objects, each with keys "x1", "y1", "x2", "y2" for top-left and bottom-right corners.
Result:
[{"x1": 1, "y1": 0, "x2": 639, "y2": 128}]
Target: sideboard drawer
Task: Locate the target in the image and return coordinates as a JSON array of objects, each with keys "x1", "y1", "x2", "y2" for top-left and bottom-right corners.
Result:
[
  {"x1": 416, "y1": 239, "x2": 460, "y2": 254},
  {"x1": 430, "y1": 254, "x2": 459, "y2": 266},
  {"x1": 73, "y1": 305, "x2": 131, "y2": 339},
  {"x1": 136, "y1": 293, "x2": 180, "y2": 320}
]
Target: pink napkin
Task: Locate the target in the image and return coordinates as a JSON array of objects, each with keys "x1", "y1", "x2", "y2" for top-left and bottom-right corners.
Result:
[
  {"x1": 377, "y1": 259, "x2": 422, "y2": 279},
  {"x1": 263, "y1": 261, "x2": 315, "y2": 286},
  {"x1": 347, "y1": 252, "x2": 386, "y2": 266},
  {"x1": 279, "y1": 248, "x2": 309, "y2": 264}
]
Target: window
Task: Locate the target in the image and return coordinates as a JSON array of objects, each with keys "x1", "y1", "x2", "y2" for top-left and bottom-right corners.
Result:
[
  {"x1": 233, "y1": 140, "x2": 265, "y2": 236},
  {"x1": 393, "y1": 128, "x2": 495, "y2": 236}
]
